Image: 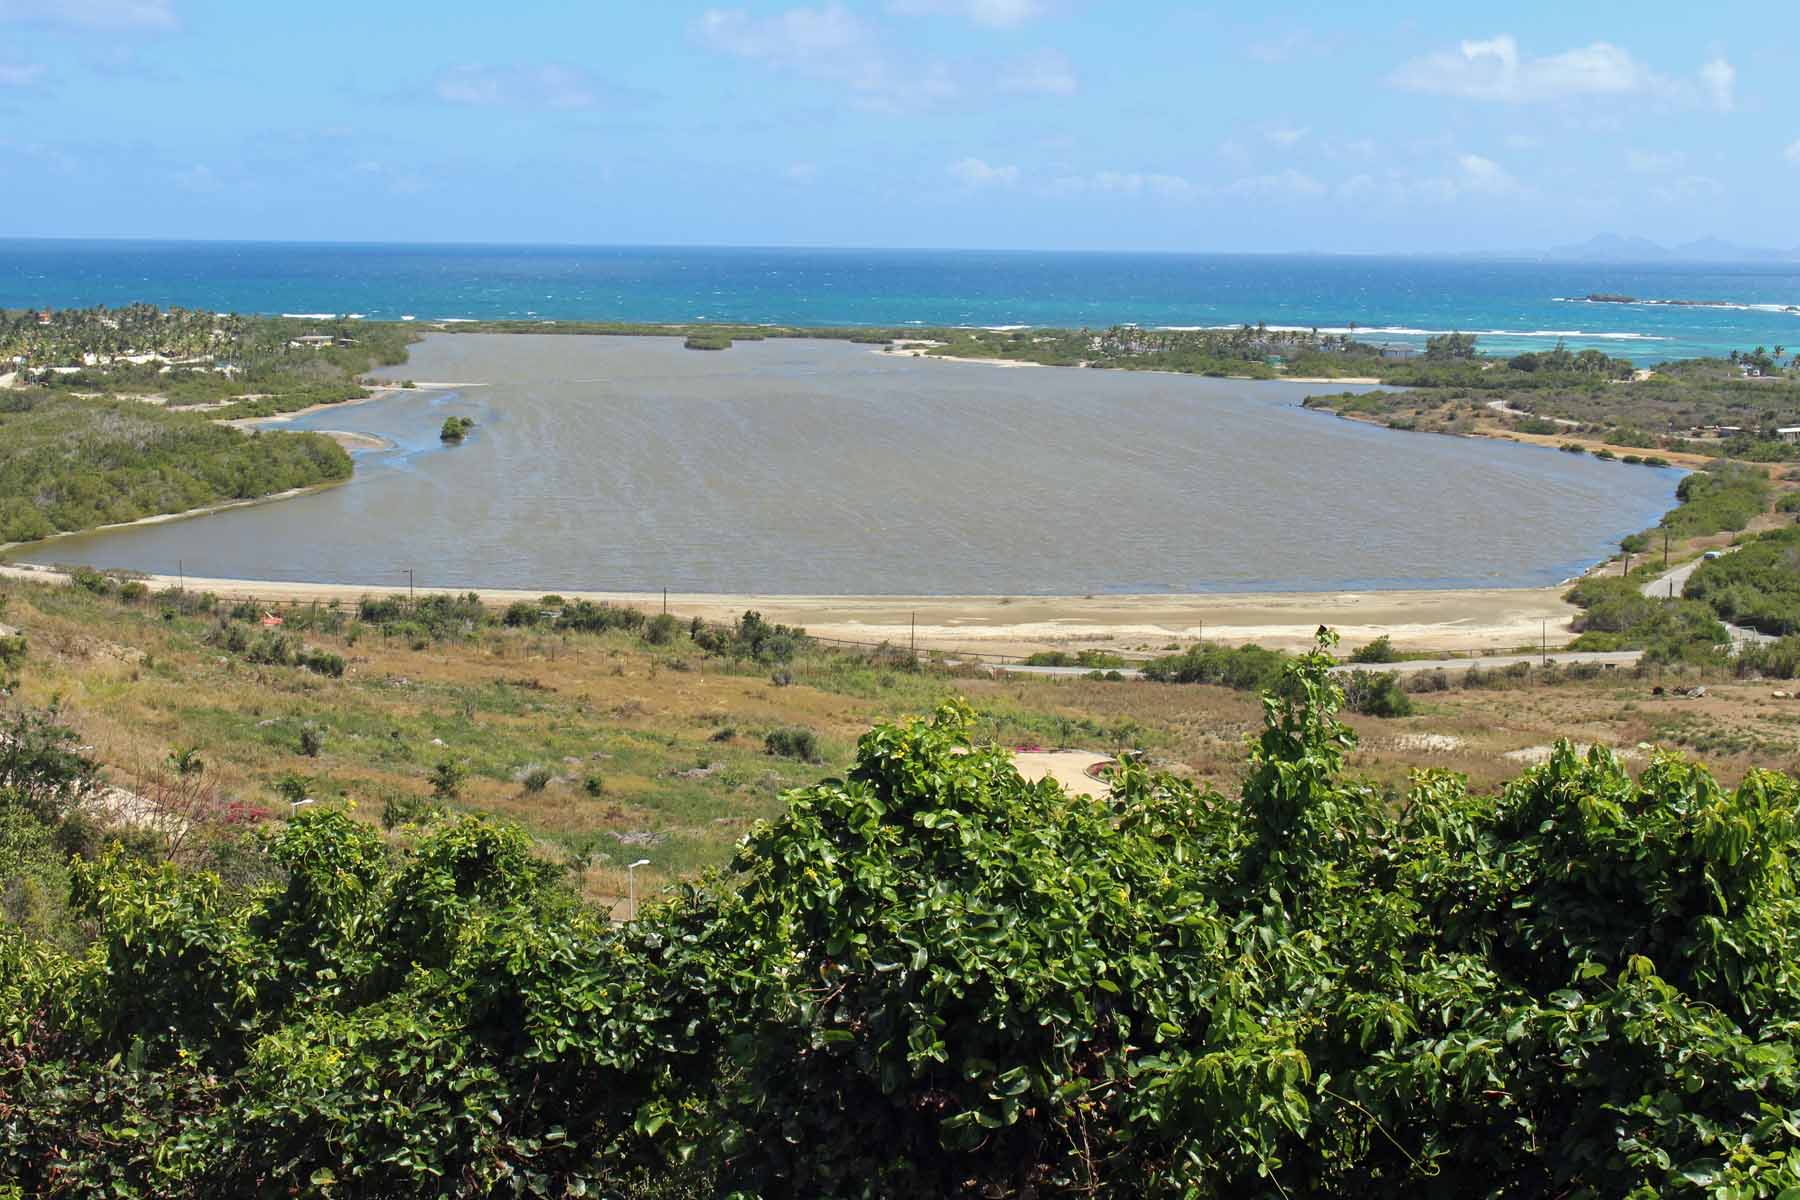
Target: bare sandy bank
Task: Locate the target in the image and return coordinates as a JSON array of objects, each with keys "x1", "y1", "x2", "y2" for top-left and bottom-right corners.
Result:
[
  {"x1": 0, "y1": 562, "x2": 1579, "y2": 655},
  {"x1": 313, "y1": 430, "x2": 395, "y2": 451}
]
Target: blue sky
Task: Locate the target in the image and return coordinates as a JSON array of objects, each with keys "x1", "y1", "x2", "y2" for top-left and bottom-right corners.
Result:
[{"x1": 0, "y1": 0, "x2": 1794, "y2": 251}]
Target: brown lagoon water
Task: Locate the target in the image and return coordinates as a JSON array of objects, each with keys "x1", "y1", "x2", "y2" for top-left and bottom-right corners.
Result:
[{"x1": 31, "y1": 334, "x2": 1679, "y2": 595}]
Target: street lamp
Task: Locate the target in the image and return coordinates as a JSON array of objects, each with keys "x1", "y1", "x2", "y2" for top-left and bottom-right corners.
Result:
[
  {"x1": 400, "y1": 567, "x2": 415, "y2": 608},
  {"x1": 626, "y1": 858, "x2": 651, "y2": 919},
  {"x1": 290, "y1": 797, "x2": 316, "y2": 817}
]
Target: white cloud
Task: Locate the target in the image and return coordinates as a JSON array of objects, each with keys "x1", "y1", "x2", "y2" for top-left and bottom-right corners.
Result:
[
  {"x1": 1787, "y1": 139, "x2": 1800, "y2": 165},
  {"x1": 0, "y1": 61, "x2": 45, "y2": 86},
  {"x1": 888, "y1": 0, "x2": 1046, "y2": 28},
  {"x1": 434, "y1": 64, "x2": 613, "y2": 110},
  {"x1": 1051, "y1": 170, "x2": 1188, "y2": 197},
  {"x1": 170, "y1": 163, "x2": 217, "y2": 192},
  {"x1": 697, "y1": 4, "x2": 865, "y2": 61},
  {"x1": 1625, "y1": 149, "x2": 1685, "y2": 174},
  {"x1": 949, "y1": 156, "x2": 1019, "y2": 187},
  {"x1": 997, "y1": 48, "x2": 1075, "y2": 95},
  {"x1": 1223, "y1": 169, "x2": 1326, "y2": 201},
  {"x1": 1699, "y1": 55, "x2": 1735, "y2": 112},
  {"x1": 1392, "y1": 34, "x2": 1648, "y2": 102},
  {"x1": 1456, "y1": 153, "x2": 1517, "y2": 195},
  {"x1": 0, "y1": 0, "x2": 175, "y2": 29},
  {"x1": 1392, "y1": 34, "x2": 1736, "y2": 112},
  {"x1": 1244, "y1": 28, "x2": 1332, "y2": 65},
  {"x1": 1266, "y1": 126, "x2": 1308, "y2": 148},
  {"x1": 1650, "y1": 174, "x2": 1724, "y2": 203},
  {"x1": 1334, "y1": 155, "x2": 1521, "y2": 206},
  {"x1": 697, "y1": 5, "x2": 958, "y2": 111}
]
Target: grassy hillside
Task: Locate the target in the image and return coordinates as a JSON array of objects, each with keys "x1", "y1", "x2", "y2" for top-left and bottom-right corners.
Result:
[{"x1": 0, "y1": 390, "x2": 350, "y2": 544}]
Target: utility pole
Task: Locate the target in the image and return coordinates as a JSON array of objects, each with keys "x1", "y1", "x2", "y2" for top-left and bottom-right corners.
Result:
[
  {"x1": 178, "y1": 559, "x2": 184, "y2": 592},
  {"x1": 910, "y1": 610, "x2": 916, "y2": 659},
  {"x1": 1541, "y1": 619, "x2": 1547, "y2": 667},
  {"x1": 1663, "y1": 527, "x2": 1670, "y2": 569},
  {"x1": 662, "y1": 587, "x2": 667, "y2": 615},
  {"x1": 403, "y1": 567, "x2": 414, "y2": 608}
]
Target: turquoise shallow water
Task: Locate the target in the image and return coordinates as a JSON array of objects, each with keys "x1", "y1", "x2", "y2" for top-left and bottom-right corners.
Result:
[
  {"x1": 31, "y1": 335, "x2": 1680, "y2": 596},
  {"x1": 3, "y1": 239, "x2": 1798, "y2": 363}
]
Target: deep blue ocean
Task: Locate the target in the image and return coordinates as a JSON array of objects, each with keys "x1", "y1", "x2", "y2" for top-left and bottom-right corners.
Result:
[{"x1": 4, "y1": 239, "x2": 1798, "y2": 363}]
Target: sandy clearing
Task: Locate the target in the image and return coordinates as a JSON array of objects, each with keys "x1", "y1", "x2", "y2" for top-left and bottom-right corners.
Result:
[
  {"x1": 876, "y1": 347, "x2": 1048, "y2": 368},
  {"x1": 1010, "y1": 750, "x2": 1114, "y2": 799}
]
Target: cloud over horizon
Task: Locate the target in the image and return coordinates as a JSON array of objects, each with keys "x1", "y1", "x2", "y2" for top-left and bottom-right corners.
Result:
[
  {"x1": 0, "y1": 0, "x2": 176, "y2": 30},
  {"x1": 886, "y1": 0, "x2": 1047, "y2": 29},
  {"x1": 434, "y1": 64, "x2": 618, "y2": 110},
  {"x1": 1391, "y1": 34, "x2": 1734, "y2": 111}
]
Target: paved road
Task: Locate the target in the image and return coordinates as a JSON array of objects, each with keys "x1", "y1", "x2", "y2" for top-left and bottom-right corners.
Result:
[{"x1": 1641, "y1": 551, "x2": 1774, "y2": 646}]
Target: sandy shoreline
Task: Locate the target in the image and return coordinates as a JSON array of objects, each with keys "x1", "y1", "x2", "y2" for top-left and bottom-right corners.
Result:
[{"x1": 0, "y1": 561, "x2": 1579, "y2": 654}]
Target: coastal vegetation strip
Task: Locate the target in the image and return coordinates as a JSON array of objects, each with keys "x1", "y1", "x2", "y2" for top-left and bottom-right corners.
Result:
[{"x1": 0, "y1": 390, "x2": 350, "y2": 544}]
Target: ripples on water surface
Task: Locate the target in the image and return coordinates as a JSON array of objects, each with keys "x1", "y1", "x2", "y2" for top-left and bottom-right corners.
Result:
[{"x1": 35, "y1": 335, "x2": 1680, "y2": 595}]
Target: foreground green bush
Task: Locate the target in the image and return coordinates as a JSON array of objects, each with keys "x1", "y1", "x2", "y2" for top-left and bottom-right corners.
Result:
[{"x1": 2, "y1": 634, "x2": 1798, "y2": 1198}]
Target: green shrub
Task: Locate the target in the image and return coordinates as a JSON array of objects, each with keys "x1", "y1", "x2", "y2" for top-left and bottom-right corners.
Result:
[
  {"x1": 1140, "y1": 641, "x2": 1288, "y2": 690},
  {"x1": 521, "y1": 765, "x2": 553, "y2": 793},
  {"x1": 644, "y1": 612, "x2": 681, "y2": 645},
  {"x1": 502, "y1": 600, "x2": 542, "y2": 627},
  {"x1": 297, "y1": 723, "x2": 325, "y2": 758},
  {"x1": 1022, "y1": 649, "x2": 1127, "y2": 668},
  {"x1": 1348, "y1": 634, "x2": 1399, "y2": 663},
  {"x1": 764, "y1": 726, "x2": 819, "y2": 760},
  {"x1": 429, "y1": 758, "x2": 467, "y2": 801},
  {"x1": 69, "y1": 567, "x2": 114, "y2": 596},
  {"x1": 380, "y1": 793, "x2": 441, "y2": 830},
  {"x1": 296, "y1": 648, "x2": 345, "y2": 678},
  {"x1": 1339, "y1": 668, "x2": 1414, "y2": 716}
]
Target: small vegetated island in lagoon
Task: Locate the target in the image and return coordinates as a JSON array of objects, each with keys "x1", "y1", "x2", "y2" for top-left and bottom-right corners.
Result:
[{"x1": 439, "y1": 415, "x2": 475, "y2": 442}]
